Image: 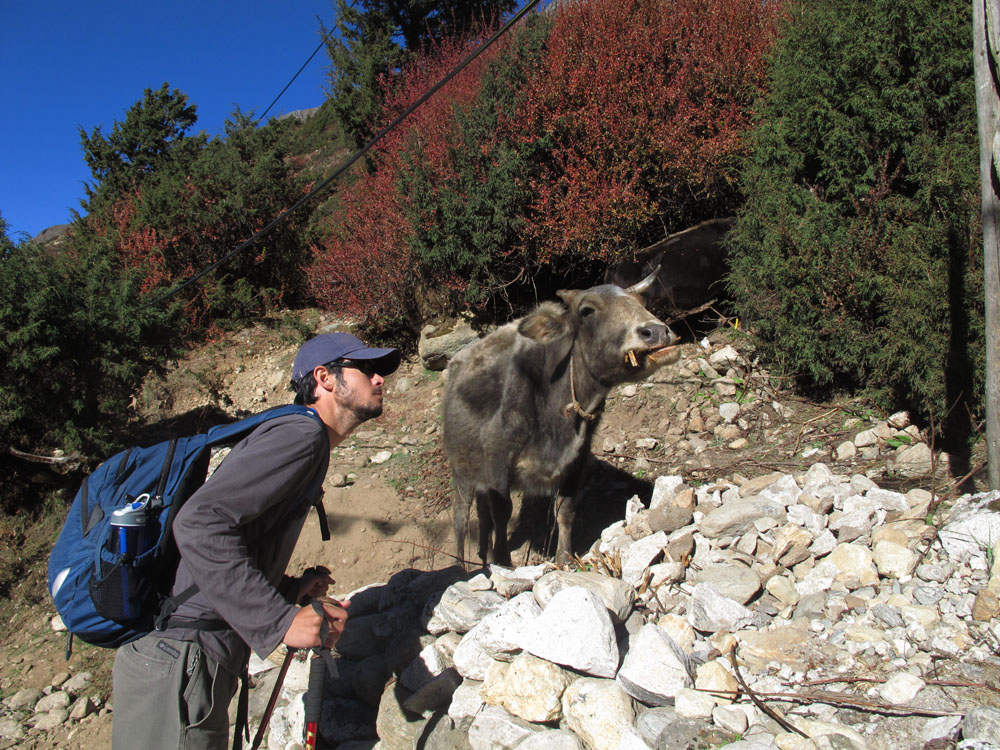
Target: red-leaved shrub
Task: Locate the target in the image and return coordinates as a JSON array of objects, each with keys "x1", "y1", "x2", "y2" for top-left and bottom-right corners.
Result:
[
  {"x1": 508, "y1": 0, "x2": 779, "y2": 265},
  {"x1": 308, "y1": 30, "x2": 501, "y2": 327}
]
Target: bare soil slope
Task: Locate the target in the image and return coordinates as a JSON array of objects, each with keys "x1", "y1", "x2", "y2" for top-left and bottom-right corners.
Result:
[{"x1": 0, "y1": 310, "x2": 980, "y2": 749}]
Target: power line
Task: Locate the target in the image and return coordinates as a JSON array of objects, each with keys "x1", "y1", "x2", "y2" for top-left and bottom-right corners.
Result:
[
  {"x1": 142, "y1": 0, "x2": 543, "y2": 311},
  {"x1": 256, "y1": 30, "x2": 330, "y2": 123}
]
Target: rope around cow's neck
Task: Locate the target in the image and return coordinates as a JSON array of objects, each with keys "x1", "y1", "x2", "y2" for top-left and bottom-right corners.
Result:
[{"x1": 564, "y1": 354, "x2": 598, "y2": 422}]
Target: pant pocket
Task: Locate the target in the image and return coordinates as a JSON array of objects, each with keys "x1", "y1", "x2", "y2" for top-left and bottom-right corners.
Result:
[
  {"x1": 181, "y1": 651, "x2": 237, "y2": 749},
  {"x1": 117, "y1": 636, "x2": 178, "y2": 680}
]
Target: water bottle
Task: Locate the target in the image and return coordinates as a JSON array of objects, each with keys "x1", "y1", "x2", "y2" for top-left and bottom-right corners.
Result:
[
  {"x1": 109, "y1": 494, "x2": 152, "y2": 622},
  {"x1": 110, "y1": 493, "x2": 152, "y2": 561}
]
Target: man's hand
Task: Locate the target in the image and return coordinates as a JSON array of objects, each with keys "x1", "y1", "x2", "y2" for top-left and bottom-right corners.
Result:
[
  {"x1": 283, "y1": 600, "x2": 350, "y2": 650},
  {"x1": 295, "y1": 565, "x2": 335, "y2": 605}
]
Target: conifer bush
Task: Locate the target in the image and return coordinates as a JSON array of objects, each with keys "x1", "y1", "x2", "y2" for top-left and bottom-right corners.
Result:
[
  {"x1": 77, "y1": 88, "x2": 313, "y2": 333},
  {"x1": 0, "y1": 230, "x2": 176, "y2": 456},
  {"x1": 726, "y1": 0, "x2": 984, "y2": 435}
]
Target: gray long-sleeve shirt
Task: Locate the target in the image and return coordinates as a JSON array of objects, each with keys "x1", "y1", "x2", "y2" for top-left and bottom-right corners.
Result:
[{"x1": 157, "y1": 412, "x2": 330, "y2": 674}]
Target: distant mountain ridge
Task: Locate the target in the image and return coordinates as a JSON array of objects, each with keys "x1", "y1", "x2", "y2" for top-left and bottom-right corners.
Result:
[
  {"x1": 276, "y1": 106, "x2": 320, "y2": 123},
  {"x1": 32, "y1": 223, "x2": 71, "y2": 247}
]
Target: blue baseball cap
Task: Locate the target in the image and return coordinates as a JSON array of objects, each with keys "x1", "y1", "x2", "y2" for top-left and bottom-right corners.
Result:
[{"x1": 292, "y1": 333, "x2": 401, "y2": 381}]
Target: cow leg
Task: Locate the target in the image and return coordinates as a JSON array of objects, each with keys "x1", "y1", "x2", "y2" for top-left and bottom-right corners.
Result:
[
  {"x1": 452, "y1": 481, "x2": 474, "y2": 567},
  {"x1": 487, "y1": 489, "x2": 513, "y2": 567},
  {"x1": 474, "y1": 490, "x2": 495, "y2": 566},
  {"x1": 553, "y1": 493, "x2": 576, "y2": 565}
]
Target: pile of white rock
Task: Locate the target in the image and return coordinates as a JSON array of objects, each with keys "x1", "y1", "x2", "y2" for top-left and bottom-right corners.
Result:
[{"x1": 246, "y1": 464, "x2": 1000, "y2": 750}]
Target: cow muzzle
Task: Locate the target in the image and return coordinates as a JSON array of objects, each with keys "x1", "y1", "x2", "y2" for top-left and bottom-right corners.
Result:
[{"x1": 625, "y1": 324, "x2": 680, "y2": 369}]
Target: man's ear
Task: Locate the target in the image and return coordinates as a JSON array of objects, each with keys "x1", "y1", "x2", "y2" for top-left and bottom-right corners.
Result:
[{"x1": 314, "y1": 365, "x2": 336, "y2": 392}]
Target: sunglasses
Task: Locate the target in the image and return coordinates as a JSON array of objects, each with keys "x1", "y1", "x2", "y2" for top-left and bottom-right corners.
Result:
[{"x1": 325, "y1": 359, "x2": 380, "y2": 378}]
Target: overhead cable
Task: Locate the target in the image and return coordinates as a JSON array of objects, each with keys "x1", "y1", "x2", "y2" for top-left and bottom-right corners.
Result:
[{"x1": 257, "y1": 30, "x2": 330, "y2": 123}]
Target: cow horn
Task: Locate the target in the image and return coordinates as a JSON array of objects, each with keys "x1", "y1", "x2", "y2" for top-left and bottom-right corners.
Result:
[{"x1": 625, "y1": 254, "x2": 662, "y2": 295}]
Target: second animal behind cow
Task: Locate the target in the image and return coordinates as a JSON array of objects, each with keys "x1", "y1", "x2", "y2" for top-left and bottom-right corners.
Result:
[{"x1": 443, "y1": 270, "x2": 681, "y2": 567}]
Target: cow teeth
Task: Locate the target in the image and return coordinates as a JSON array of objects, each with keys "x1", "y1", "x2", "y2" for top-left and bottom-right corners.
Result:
[{"x1": 626, "y1": 350, "x2": 639, "y2": 367}]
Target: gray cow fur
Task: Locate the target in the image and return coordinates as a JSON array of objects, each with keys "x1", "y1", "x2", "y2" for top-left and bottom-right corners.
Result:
[{"x1": 442, "y1": 278, "x2": 681, "y2": 567}]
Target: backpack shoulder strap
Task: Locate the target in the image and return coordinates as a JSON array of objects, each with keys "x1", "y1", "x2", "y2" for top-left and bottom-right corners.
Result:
[{"x1": 203, "y1": 404, "x2": 325, "y2": 448}]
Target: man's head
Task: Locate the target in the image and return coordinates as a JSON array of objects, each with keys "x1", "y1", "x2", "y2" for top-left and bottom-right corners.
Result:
[{"x1": 290, "y1": 333, "x2": 401, "y2": 429}]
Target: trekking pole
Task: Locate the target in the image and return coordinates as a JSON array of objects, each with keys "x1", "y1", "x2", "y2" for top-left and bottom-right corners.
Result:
[
  {"x1": 251, "y1": 597, "x2": 331, "y2": 750},
  {"x1": 304, "y1": 647, "x2": 325, "y2": 750},
  {"x1": 305, "y1": 601, "x2": 340, "y2": 750},
  {"x1": 250, "y1": 646, "x2": 297, "y2": 750}
]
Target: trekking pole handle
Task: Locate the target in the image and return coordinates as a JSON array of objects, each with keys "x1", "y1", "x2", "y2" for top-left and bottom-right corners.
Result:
[
  {"x1": 304, "y1": 649, "x2": 326, "y2": 750},
  {"x1": 303, "y1": 600, "x2": 333, "y2": 750}
]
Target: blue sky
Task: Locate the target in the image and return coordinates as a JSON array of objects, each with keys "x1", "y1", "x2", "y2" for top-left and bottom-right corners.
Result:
[{"x1": 1, "y1": 1, "x2": 335, "y2": 240}]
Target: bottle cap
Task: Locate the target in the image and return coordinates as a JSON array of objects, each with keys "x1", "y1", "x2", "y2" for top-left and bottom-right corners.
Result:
[{"x1": 112, "y1": 493, "x2": 151, "y2": 524}]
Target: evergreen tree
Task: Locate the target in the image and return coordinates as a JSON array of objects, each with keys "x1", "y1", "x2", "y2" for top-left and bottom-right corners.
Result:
[
  {"x1": 146, "y1": 110, "x2": 313, "y2": 323},
  {"x1": 726, "y1": 0, "x2": 983, "y2": 453},
  {"x1": 74, "y1": 83, "x2": 311, "y2": 331},
  {"x1": 79, "y1": 83, "x2": 205, "y2": 210},
  {"x1": 323, "y1": 0, "x2": 516, "y2": 148},
  {"x1": 0, "y1": 231, "x2": 177, "y2": 457},
  {"x1": 0, "y1": 214, "x2": 14, "y2": 259}
]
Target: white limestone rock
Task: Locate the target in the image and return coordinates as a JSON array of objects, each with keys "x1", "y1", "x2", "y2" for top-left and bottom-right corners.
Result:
[
  {"x1": 453, "y1": 592, "x2": 541, "y2": 680},
  {"x1": 700, "y1": 499, "x2": 787, "y2": 539},
  {"x1": 673, "y1": 687, "x2": 716, "y2": 719},
  {"x1": 423, "y1": 581, "x2": 506, "y2": 635},
  {"x1": 620, "y1": 532, "x2": 668, "y2": 587},
  {"x1": 468, "y1": 705, "x2": 541, "y2": 750},
  {"x1": 878, "y1": 672, "x2": 924, "y2": 705},
  {"x1": 562, "y1": 677, "x2": 636, "y2": 750},
  {"x1": 687, "y1": 583, "x2": 754, "y2": 633},
  {"x1": 617, "y1": 624, "x2": 693, "y2": 706},
  {"x1": 481, "y1": 652, "x2": 573, "y2": 723},
  {"x1": 533, "y1": 570, "x2": 636, "y2": 625},
  {"x1": 872, "y1": 540, "x2": 918, "y2": 579},
  {"x1": 520, "y1": 587, "x2": 620, "y2": 678}
]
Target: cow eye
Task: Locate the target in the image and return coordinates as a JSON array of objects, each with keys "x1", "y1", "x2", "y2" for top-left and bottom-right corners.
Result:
[{"x1": 580, "y1": 304, "x2": 596, "y2": 318}]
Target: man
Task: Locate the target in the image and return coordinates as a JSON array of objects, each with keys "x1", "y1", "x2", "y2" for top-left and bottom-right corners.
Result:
[{"x1": 112, "y1": 332, "x2": 401, "y2": 750}]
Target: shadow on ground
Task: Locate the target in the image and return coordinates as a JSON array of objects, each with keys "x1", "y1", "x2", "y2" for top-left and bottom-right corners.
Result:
[{"x1": 507, "y1": 458, "x2": 654, "y2": 563}]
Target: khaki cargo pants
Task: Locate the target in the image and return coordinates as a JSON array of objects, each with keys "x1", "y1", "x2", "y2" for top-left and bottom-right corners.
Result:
[{"x1": 112, "y1": 634, "x2": 238, "y2": 750}]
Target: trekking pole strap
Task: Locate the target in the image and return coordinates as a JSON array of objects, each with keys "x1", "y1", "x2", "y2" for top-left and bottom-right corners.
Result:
[{"x1": 312, "y1": 600, "x2": 330, "y2": 646}]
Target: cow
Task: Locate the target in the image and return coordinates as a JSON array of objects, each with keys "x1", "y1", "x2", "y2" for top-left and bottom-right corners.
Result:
[
  {"x1": 604, "y1": 217, "x2": 734, "y2": 315},
  {"x1": 442, "y1": 270, "x2": 681, "y2": 567}
]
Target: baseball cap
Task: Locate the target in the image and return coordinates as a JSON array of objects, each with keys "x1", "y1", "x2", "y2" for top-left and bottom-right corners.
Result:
[{"x1": 292, "y1": 333, "x2": 401, "y2": 381}]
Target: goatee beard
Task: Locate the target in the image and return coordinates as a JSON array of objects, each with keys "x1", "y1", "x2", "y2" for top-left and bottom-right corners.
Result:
[{"x1": 352, "y1": 403, "x2": 383, "y2": 422}]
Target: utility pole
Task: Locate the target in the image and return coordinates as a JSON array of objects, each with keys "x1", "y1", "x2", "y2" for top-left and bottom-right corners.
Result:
[{"x1": 973, "y1": 0, "x2": 1000, "y2": 490}]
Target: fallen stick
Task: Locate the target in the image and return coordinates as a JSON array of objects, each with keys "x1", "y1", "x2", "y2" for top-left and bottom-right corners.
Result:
[
  {"x1": 698, "y1": 685, "x2": 966, "y2": 718},
  {"x1": 728, "y1": 647, "x2": 808, "y2": 737}
]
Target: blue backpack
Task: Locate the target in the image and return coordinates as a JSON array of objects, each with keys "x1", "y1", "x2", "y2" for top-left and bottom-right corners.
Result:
[{"x1": 48, "y1": 404, "x2": 329, "y2": 650}]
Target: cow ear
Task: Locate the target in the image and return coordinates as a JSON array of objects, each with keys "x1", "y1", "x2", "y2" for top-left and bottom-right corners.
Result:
[
  {"x1": 556, "y1": 289, "x2": 579, "y2": 308},
  {"x1": 518, "y1": 302, "x2": 569, "y2": 342},
  {"x1": 557, "y1": 289, "x2": 600, "y2": 319}
]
